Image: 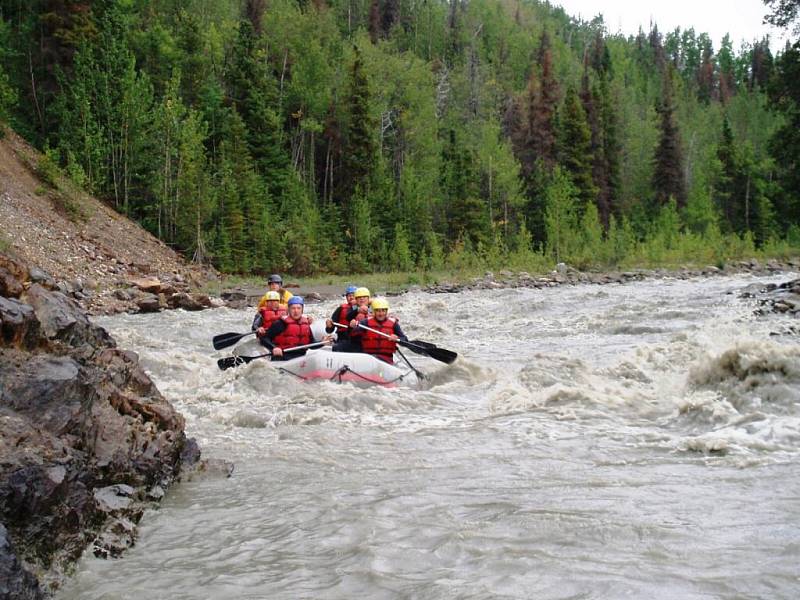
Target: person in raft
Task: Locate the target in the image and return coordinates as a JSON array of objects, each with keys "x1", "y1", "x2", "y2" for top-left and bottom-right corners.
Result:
[
  {"x1": 345, "y1": 287, "x2": 372, "y2": 322},
  {"x1": 325, "y1": 285, "x2": 358, "y2": 352},
  {"x1": 339, "y1": 287, "x2": 371, "y2": 353},
  {"x1": 251, "y1": 291, "x2": 286, "y2": 346},
  {"x1": 257, "y1": 274, "x2": 293, "y2": 308},
  {"x1": 262, "y1": 297, "x2": 330, "y2": 360},
  {"x1": 349, "y1": 298, "x2": 408, "y2": 365}
]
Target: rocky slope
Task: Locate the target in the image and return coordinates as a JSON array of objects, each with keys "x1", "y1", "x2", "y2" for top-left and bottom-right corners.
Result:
[
  {"x1": 0, "y1": 252, "x2": 199, "y2": 597},
  {"x1": 0, "y1": 130, "x2": 216, "y2": 315}
]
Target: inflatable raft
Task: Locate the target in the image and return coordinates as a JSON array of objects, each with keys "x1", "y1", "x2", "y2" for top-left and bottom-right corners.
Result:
[{"x1": 270, "y1": 347, "x2": 419, "y2": 388}]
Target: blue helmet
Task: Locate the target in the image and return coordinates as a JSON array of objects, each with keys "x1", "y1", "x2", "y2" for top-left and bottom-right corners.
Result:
[
  {"x1": 345, "y1": 285, "x2": 358, "y2": 295},
  {"x1": 287, "y1": 296, "x2": 304, "y2": 306}
]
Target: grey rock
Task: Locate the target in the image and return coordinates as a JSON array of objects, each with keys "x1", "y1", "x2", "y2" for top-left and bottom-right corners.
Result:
[
  {"x1": 136, "y1": 293, "x2": 161, "y2": 313},
  {"x1": 305, "y1": 291, "x2": 323, "y2": 302},
  {"x1": 26, "y1": 284, "x2": 113, "y2": 349},
  {"x1": 0, "y1": 524, "x2": 44, "y2": 600},
  {"x1": 1, "y1": 256, "x2": 195, "y2": 594},
  {"x1": 94, "y1": 485, "x2": 135, "y2": 513},
  {"x1": 147, "y1": 485, "x2": 165, "y2": 501},
  {"x1": 0, "y1": 297, "x2": 40, "y2": 349},
  {"x1": 28, "y1": 267, "x2": 54, "y2": 288},
  {"x1": 168, "y1": 292, "x2": 203, "y2": 311}
]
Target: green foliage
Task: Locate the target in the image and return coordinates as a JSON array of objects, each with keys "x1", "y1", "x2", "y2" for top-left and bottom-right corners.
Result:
[
  {"x1": 0, "y1": 21, "x2": 15, "y2": 127},
  {"x1": 684, "y1": 186, "x2": 718, "y2": 235},
  {"x1": 558, "y1": 86, "x2": 597, "y2": 209},
  {"x1": 391, "y1": 223, "x2": 415, "y2": 272},
  {"x1": 544, "y1": 166, "x2": 579, "y2": 263},
  {"x1": 0, "y1": 0, "x2": 796, "y2": 276},
  {"x1": 36, "y1": 147, "x2": 85, "y2": 222}
]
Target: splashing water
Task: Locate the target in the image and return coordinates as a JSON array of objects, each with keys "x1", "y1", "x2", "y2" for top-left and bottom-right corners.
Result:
[{"x1": 58, "y1": 274, "x2": 800, "y2": 599}]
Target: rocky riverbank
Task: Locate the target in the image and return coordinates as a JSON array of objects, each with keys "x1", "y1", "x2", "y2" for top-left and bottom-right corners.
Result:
[
  {"x1": 417, "y1": 258, "x2": 800, "y2": 294},
  {"x1": 0, "y1": 253, "x2": 202, "y2": 597}
]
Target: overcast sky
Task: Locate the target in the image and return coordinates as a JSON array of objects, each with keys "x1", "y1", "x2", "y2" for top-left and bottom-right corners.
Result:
[{"x1": 554, "y1": 0, "x2": 788, "y2": 50}]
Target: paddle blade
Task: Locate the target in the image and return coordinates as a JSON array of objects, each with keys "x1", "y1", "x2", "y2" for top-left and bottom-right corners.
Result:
[
  {"x1": 425, "y1": 346, "x2": 457, "y2": 364},
  {"x1": 213, "y1": 331, "x2": 253, "y2": 351},
  {"x1": 217, "y1": 353, "x2": 271, "y2": 370},
  {"x1": 400, "y1": 340, "x2": 457, "y2": 364},
  {"x1": 217, "y1": 355, "x2": 249, "y2": 370}
]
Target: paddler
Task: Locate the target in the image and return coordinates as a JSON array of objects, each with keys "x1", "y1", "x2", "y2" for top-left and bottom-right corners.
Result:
[
  {"x1": 257, "y1": 274, "x2": 293, "y2": 308},
  {"x1": 326, "y1": 285, "x2": 358, "y2": 352},
  {"x1": 339, "y1": 286, "x2": 371, "y2": 352},
  {"x1": 252, "y1": 291, "x2": 286, "y2": 345},
  {"x1": 349, "y1": 297, "x2": 408, "y2": 365},
  {"x1": 262, "y1": 296, "x2": 330, "y2": 360}
]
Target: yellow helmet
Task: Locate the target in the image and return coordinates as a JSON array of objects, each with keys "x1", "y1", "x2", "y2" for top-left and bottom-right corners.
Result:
[
  {"x1": 265, "y1": 291, "x2": 280, "y2": 301},
  {"x1": 371, "y1": 298, "x2": 389, "y2": 310},
  {"x1": 354, "y1": 287, "x2": 371, "y2": 298}
]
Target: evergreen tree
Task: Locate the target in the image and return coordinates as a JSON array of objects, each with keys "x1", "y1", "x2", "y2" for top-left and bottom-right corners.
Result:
[
  {"x1": 717, "y1": 34, "x2": 735, "y2": 102},
  {"x1": 440, "y1": 129, "x2": 489, "y2": 247},
  {"x1": 652, "y1": 70, "x2": 687, "y2": 210},
  {"x1": 715, "y1": 115, "x2": 738, "y2": 231},
  {"x1": 696, "y1": 34, "x2": 716, "y2": 103},
  {"x1": 598, "y1": 73, "x2": 622, "y2": 222},
  {"x1": 559, "y1": 85, "x2": 597, "y2": 211},
  {"x1": 340, "y1": 45, "x2": 376, "y2": 204},
  {"x1": 750, "y1": 39, "x2": 774, "y2": 90},
  {"x1": 225, "y1": 18, "x2": 289, "y2": 198},
  {"x1": 0, "y1": 21, "x2": 17, "y2": 128},
  {"x1": 579, "y1": 64, "x2": 610, "y2": 226},
  {"x1": 767, "y1": 41, "x2": 800, "y2": 233},
  {"x1": 533, "y1": 30, "x2": 559, "y2": 171}
]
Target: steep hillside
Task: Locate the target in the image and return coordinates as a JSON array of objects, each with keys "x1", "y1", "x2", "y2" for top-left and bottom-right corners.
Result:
[{"x1": 0, "y1": 129, "x2": 214, "y2": 314}]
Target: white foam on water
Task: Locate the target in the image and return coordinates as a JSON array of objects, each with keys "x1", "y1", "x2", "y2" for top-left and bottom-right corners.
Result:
[{"x1": 62, "y1": 273, "x2": 800, "y2": 600}]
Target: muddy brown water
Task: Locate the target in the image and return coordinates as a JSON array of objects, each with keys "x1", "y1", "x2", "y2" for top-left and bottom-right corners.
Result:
[{"x1": 58, "y1": 273, "x2": 800, "y2": 599}]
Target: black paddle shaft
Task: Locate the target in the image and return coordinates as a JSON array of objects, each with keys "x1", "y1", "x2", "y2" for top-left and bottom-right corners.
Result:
[
  {"x1": 331, "y1": 322, "x2": 457, "y2": 364},
  {"x1": 217, "y1": 341, "x2": 329, "y2": 371}
]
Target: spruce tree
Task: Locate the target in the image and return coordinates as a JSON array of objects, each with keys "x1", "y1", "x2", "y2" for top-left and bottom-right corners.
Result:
[
  {"x1": 579, "y1": 65, "x2": 610, "y2": 226},
  {"x1": 559, "y1": 85, "x2": 597, "y2": 212},
  {"x1": 767, "y1": 41, "x2": 800, "y2": 233},
  {"x1": 225, "y1": 19, "x2": 289, "y2": 198},
  {"x1": 341, "y1": 45, "x2": 376, "y2": 205},
  {"x1": 652, "y1": 70, "x2": 687, "y2": 210},
  {"x1": 716, "y1": 115, "x2": 738, "y2": 231},
  {"x1": 533, "y1": 30, "x2": 559, "y2": 170}
]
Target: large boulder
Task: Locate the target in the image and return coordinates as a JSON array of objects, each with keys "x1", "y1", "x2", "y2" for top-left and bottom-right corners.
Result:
[{"x1": 0, "y1": 252, "x2": 196, "y2": 594}]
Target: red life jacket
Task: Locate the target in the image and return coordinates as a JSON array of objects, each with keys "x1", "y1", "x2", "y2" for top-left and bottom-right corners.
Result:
[
  {"x1": 336, "y1": 303, "x2": 352, "y2": 328},
  {"x1": 259, "y1": 306, "x2": 286, "y2": 330},
  {"x1": 360, "y1": 316, "x2": 398, "y2": 364},
  {"x1": 273, "y1": 315, "x2": 312, "y2": 349}
]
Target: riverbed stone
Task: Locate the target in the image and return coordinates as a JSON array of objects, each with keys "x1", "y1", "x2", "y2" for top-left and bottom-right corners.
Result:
[{"x1": 136, "y1": 293, "x2": 161, "y2": 313}]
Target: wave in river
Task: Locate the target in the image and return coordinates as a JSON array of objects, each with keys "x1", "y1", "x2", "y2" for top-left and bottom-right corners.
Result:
[{"x1": 675, "y1": 340, "x2": 800, "y2": 455}]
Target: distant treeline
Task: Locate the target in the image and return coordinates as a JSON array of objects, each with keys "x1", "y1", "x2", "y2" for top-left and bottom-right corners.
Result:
[{"x1": 0, "y1": 0, "x2": 799, "y2": 274}]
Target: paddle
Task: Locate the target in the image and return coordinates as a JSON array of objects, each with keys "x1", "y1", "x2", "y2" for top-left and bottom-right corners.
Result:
[
  {"x1": 396, "y1": 347, "x2": 426, "y2": 380},
  {"x1": 331, "y1": 322, "x2": 457, "y2": 364},
  {"x1": 217, "y1": 341, "x2": 328, "y2": 371},
  {"x1": 212, "y1": 331, "x2": 256, "y2": 351}
]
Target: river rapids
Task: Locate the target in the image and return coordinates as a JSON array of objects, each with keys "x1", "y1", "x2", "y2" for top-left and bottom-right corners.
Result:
[{"x1": 58, "y1": 274, "x2": 800, "y2": 599}]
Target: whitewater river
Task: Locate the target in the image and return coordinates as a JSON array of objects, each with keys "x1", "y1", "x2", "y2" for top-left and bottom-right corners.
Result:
[{"x1": 58, "y1": 274, "x2": 800, "y2": 599}]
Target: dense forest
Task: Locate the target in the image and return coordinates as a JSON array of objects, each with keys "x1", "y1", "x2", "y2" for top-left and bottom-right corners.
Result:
[{"x1": 0, "y1": 0, "x2": 799, "y2": 275}]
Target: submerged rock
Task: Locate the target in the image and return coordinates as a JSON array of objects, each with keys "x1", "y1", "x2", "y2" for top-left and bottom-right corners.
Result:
[{"x1": 0, "y1": 252, "x2": 198, "y2": 595}]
